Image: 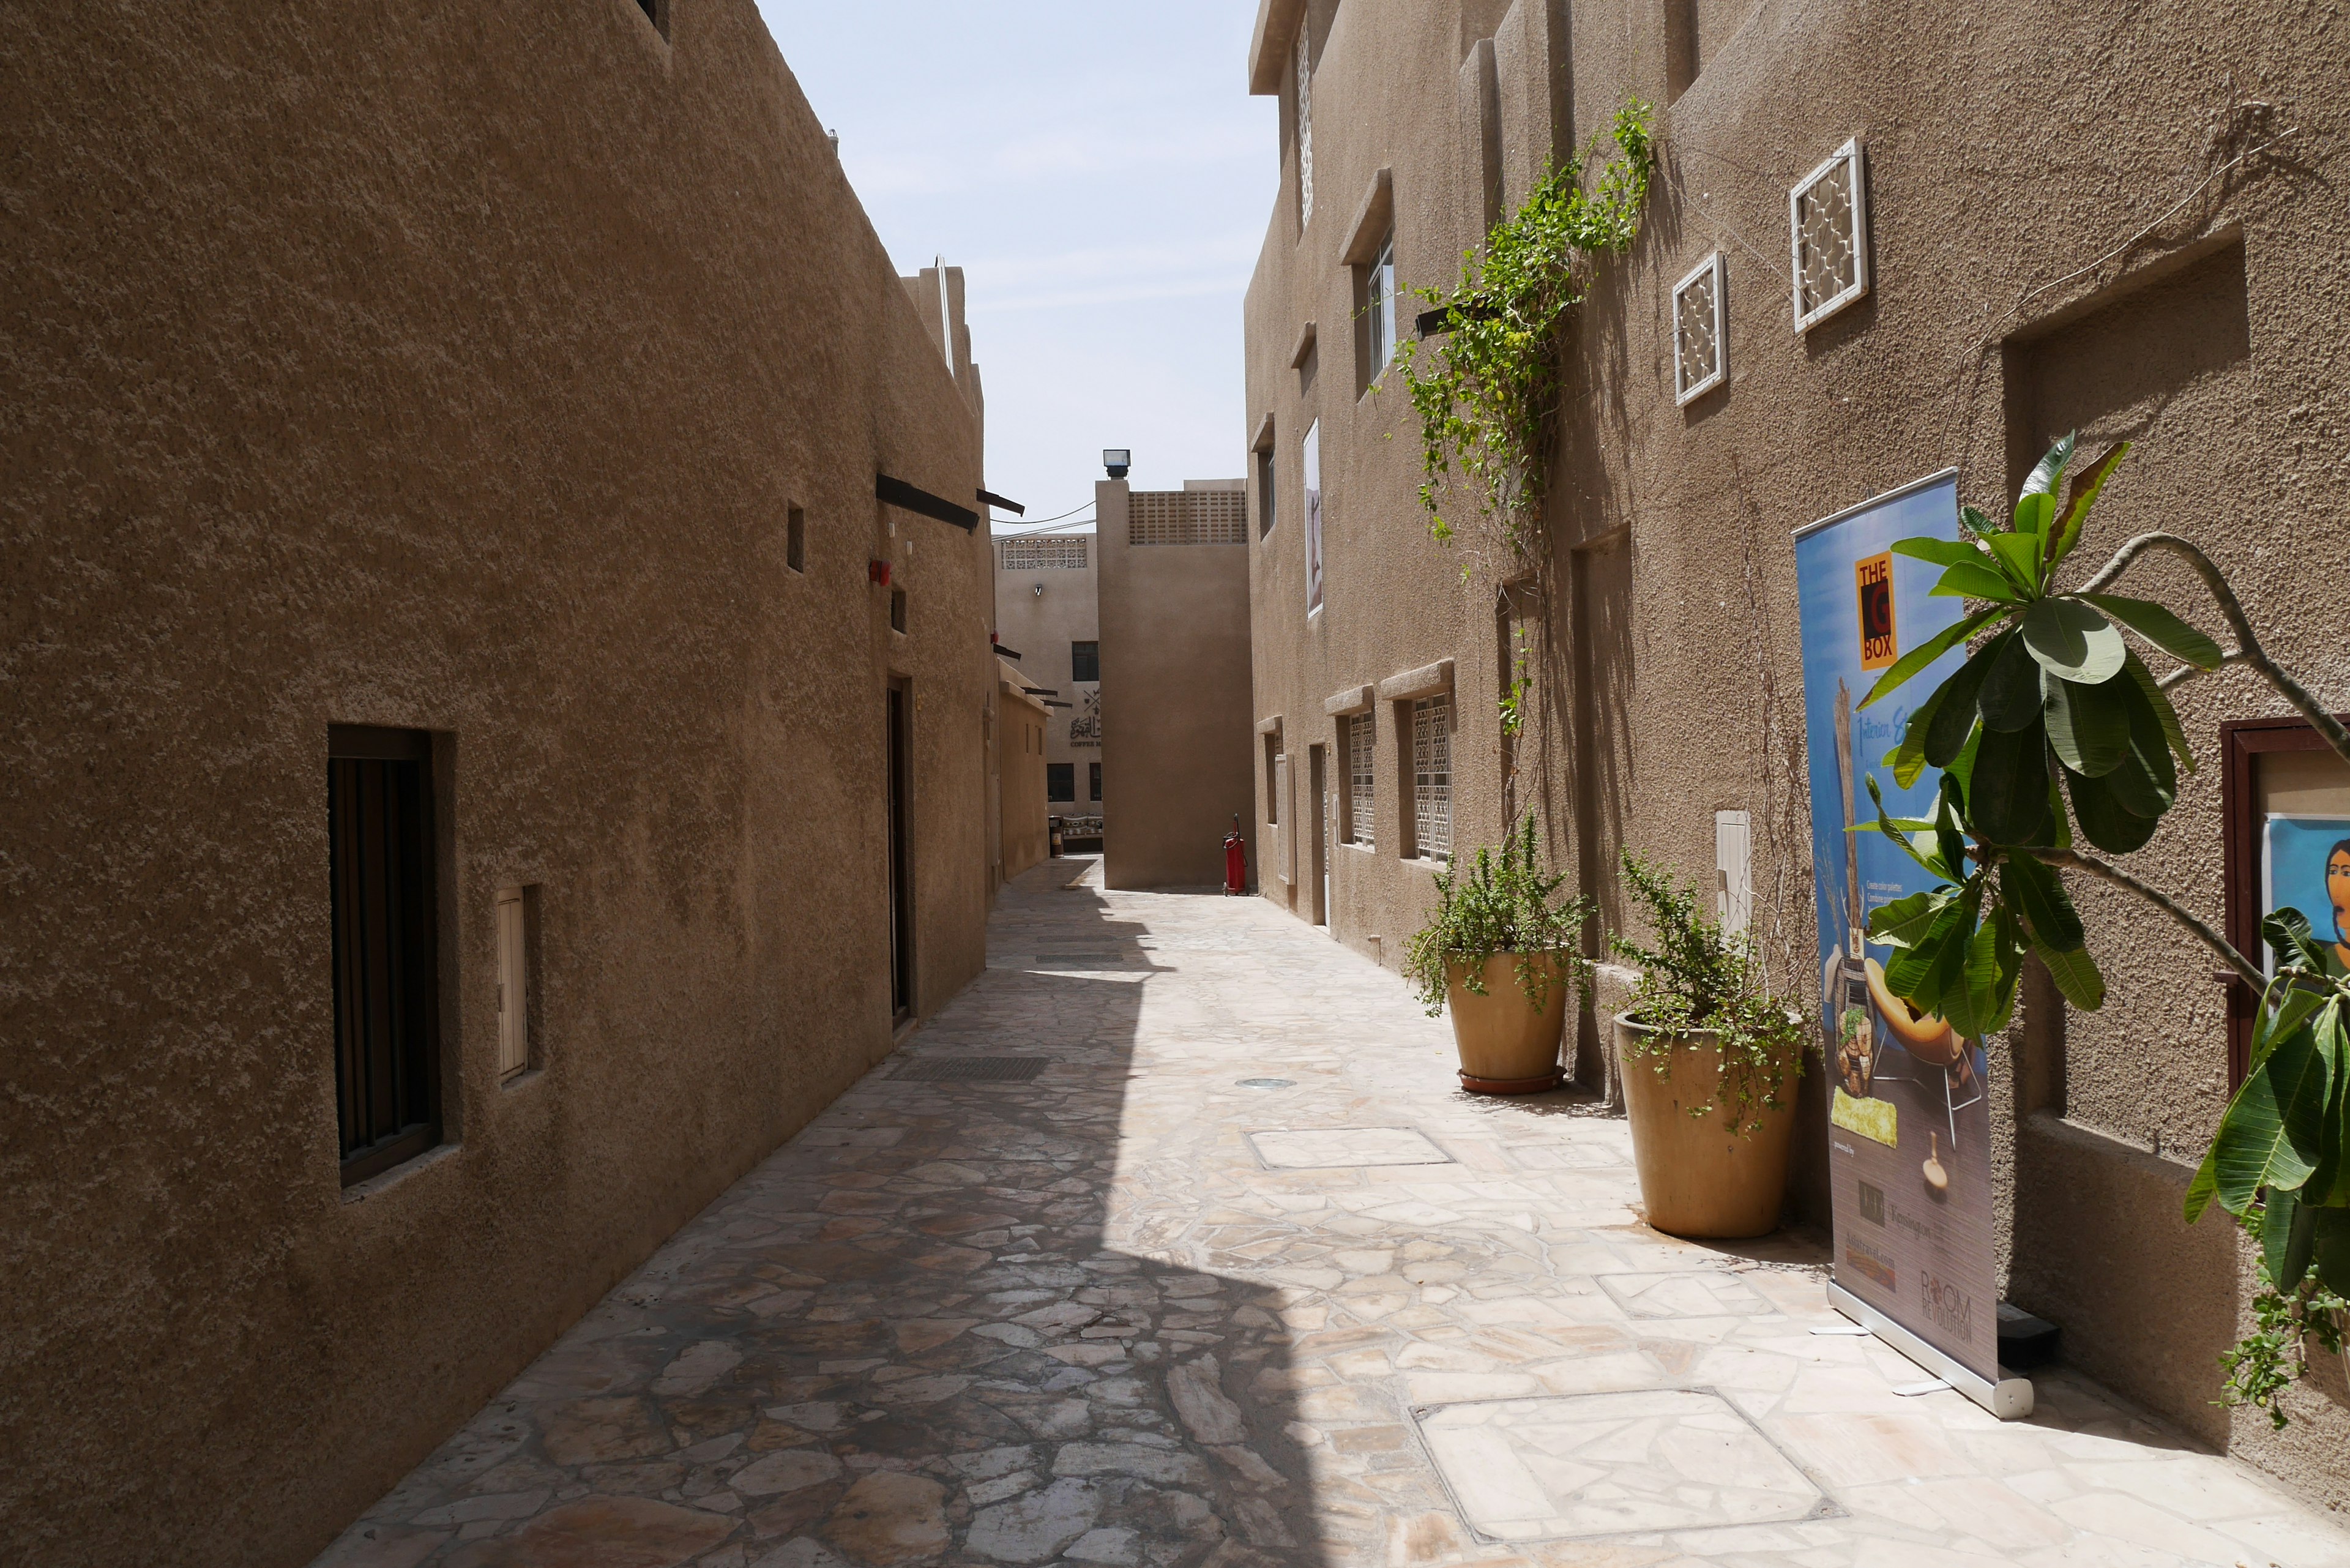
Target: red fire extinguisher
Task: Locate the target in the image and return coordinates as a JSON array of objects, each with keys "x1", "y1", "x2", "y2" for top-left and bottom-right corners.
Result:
[{"x1": 1223, "y1": 815, "x2": 1248, "y2": 896}]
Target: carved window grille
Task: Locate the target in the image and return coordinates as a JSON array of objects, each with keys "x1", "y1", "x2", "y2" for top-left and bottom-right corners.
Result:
[
  {"x1": 1789, "y1": 139, "x2": 1868, "y2": 332},
  {"x1": 1295, "y1": 27, "x2": 1315, "y2": 230},
  {"x1": 1347, "y1": 713, "x2": 1376, "y2": 849},
  {"x1": 1411, "y1": 695, "x2": 1452, "y2": 861},
  {"x1": 999, "y1": 536, "x2": 1089, "y2": 570},
  {"x1": 1672, "y1": 252, "x2": 1726, "y2": 405},
  {"x1": 1128, "y1": 490, "x2": 1248, "y2": 546}
]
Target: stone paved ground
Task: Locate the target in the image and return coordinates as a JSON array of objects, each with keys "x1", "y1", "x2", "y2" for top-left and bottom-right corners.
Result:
[{"x1": 317, "y1": 859, "x2": 2350, "y2": 1568}]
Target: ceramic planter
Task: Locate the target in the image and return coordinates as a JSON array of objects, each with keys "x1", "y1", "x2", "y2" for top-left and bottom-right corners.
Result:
[
  {"x1": 1446, "y1": 952, "x2": 1570, "y2": 1094},
  {"x1": 1615, "y1": 1014, "x2": 1797, "y2": 1238}
]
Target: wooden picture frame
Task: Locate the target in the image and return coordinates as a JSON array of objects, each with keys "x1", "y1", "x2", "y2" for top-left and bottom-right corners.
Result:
[{"x1": 2220, "y1": 714, "x2": 2350, "y2": 1086}]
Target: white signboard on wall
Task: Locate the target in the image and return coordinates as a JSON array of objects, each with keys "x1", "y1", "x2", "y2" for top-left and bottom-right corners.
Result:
[{"x1": 1302, "y1": 420, "x2": 1322, "y2": 616}]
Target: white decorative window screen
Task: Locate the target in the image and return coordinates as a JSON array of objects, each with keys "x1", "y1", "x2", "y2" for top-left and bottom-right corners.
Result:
[
  {"x1": 1295, "y1": 28, "x2": 1315, "y2": 230},
  {"x1": 1672, "y1": 252, "x2": 1726, "y2": 404},
  {"x1": 1789, "y1": 139, "x2": 1868, "y2": 331},
  {"x1": 999, "y1": 536, "x2": 1089, "y2": 570},
  {"x1": 1128, "y1": 490, "x2": 1248, "y2": 546},
  {"x1": 1347, "y1": 714, "x2": 1376, "y2": 849},
  {"x1": 1411, "y1": 695, "x2": 1452, "y2": 861}
]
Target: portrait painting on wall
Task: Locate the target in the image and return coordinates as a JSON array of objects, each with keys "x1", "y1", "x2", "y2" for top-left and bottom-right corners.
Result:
[{"x1": 2262, "y1": 815, "x2": 2350, "y2": 979}]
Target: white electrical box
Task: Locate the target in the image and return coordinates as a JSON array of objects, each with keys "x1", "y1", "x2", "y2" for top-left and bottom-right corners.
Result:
[
  {"x1": 496, "y1": 888, "x2": 529, "y2": 1079},
  {"x1": 1715, "y1": 811, "x2": 1753, "y2": 935}
]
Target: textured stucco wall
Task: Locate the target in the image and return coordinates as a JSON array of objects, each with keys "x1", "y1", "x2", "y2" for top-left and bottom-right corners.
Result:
[
  {"x1": 999, "y1": 674, "x2": 1051, "y2": 881},
  {"x1": 0, "y1": 3, "x2": 996, "y2": 1564},
  {"x1": 1243, "y1": 0, "x2": 2350, "y2": 1501},
  {"x1": 1097, "y1": 482, "x2": 1259, "y2": 890}
]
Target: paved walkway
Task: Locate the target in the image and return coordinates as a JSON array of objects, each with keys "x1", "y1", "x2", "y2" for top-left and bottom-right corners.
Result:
[{"x1": 319, "y1": 859, "x2": 2350, "y2": 1568}]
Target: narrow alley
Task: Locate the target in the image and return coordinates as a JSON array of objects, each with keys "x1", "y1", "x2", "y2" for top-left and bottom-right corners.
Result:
[{"x1": 318, "y1": 861, "x2": 2350, "y2": 1568}]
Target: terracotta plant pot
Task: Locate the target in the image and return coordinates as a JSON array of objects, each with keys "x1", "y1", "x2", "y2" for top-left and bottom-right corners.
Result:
[
  {"x1": 1615, "y1": 1014, "x2": 1797, "y2": 1238},
  {"x1": 1447, "y1": 953, "x2": 1570, "y2": 1094}
]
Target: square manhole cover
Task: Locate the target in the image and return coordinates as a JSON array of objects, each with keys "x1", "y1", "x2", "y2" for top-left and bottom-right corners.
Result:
[
  {"x1": 1416, "y1": 1389, "x2": 1829, "y2": 1542},
  {"x1": 1245, "y1": 1127, "x2": 1453, "y2": 1168},
  {"x1": 893, "y1": 1058, "x2": 1050, "y2": 1083}
]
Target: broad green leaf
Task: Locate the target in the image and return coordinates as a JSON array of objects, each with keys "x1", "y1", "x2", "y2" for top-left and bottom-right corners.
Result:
[
  {"x1": 1893, "y1": 537, "x2": 1990, "y2": 569},
  {"x1": 2184, "y1": 1134, "x2": 2223, "y2": 1223},
  {"x1": 1926, "y1": 633, "x2": 2008, "y2": 767},
  {"x1": 1934, "y1": 774, "x2": 1969, "y2": 882},
  {"x1": 2213, "y1": 1015, "x2": 2333, "y2": 1215},
  {"x1": 1867, "y1": 774, "x2": 1950, "y2": 879},
  {"x1": 1884, "y1": 684, "x2": 1944, "y2": 789},
  {"x1": 2124, "y1": 651, "x2": 2196, "y2": 774},
  {"x1": 1960, "y1": 505, "x2": 1996, "y2": 538},
  {"x1": 1926, "y1": 894, "x2": 1988, "y2": 1037},
  {"x1": 1931, "y1": 562, "x2": 2024, "y2": 603},
  {"x1": 1985, "y1": 530, "x2": 2046, "y2": 593},
  {"x1": 2296, "y1": 1007, "x2": 2350, "y2": 1208},
  {"x1": 1868, "y1": 889, "x2": 1955, "y2": 949},
  {"x1": 2113, "y1": 662, "x2": 2180, "y2": 800},
  {"x1": 2264, "y1": 1185, "x2": 2317, "y2": 1293},
  {"x1": 2002, "y1": 851, "x2": 2085, "y2": 951},
  {"x1": 2311, "y1": 1205, "x2": 2350, "y2": 1297},
  {"x1": 2100, "y1": 741, "x2": 2171, "y2": 820},
  {"x1": 2253, "y1": 980, "x2": 2329, "y2": 1074},
  {"x1": 1978, "y1": 632, "x2": 2045, "y2": 732},
  {"x1": 1969, "y1": 902, "x2": 2023, "y2": 1035},
  {"x1": 1972, "y1": 722, "x2": 2052, "y2": 845},
  {"x1": 2079, "y1": 592, "x2": 2225, "y2": 673},
  {"x1": 1859, "y1": 608, "x2": 2006, "y2": 709},
  {"x1": 2031, "y1": 933, "x2": 2107, "y2": 1010},
  {"x1": 2264, "y1": 908, "x2": 2332, "y2": 977},
  {"x1": 2046, "y1": 441, "x2": 2127, "y2": 569},
  {"x1": 2064, "y1": 766, "x2": 2160, "y2": 854},
  {"x1": 2021, "y1": 597, "x2": 2127, "y2": 684},
  {"x1": 2023, "y1": 431, "x2": 2076, "y2": 501},
  {"x1": 2042, "y1": 673, "x2": 2132, "y2": 778},
  {"x1": 2011, "y1": 491, "x2": 2056, "y2": 542},
  {"x1": 1884, "y1": 899, "x2": 1971, "y2": 1010}
]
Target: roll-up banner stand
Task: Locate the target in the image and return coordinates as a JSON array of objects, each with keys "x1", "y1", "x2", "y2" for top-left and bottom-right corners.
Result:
[{"x1": 1793, "y1": 470, "x2": 2034, "y2": 1421}]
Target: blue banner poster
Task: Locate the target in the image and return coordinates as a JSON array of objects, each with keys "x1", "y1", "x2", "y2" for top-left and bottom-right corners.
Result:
[{"x1": 1795, "y1": 471, "x2": 2006, "y2": 1398}]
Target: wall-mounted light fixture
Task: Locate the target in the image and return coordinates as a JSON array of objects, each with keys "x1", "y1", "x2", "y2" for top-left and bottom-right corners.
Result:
[{"x1": 1102, "y1": 449, "x2": 1131, "y2": 480}]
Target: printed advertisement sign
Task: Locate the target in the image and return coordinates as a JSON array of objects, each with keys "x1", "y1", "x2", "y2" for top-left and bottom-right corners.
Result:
[{"x1": 1796, "y1": 471, "x2": 2001, "y2": 1387}]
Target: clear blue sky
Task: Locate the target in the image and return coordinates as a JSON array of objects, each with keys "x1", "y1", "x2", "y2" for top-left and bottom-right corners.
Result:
[{"x1": 756, "y1": 2, "x2": 1276, "y2": 531}]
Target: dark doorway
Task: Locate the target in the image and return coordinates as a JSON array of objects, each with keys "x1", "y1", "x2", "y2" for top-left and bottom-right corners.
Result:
[
  {"x1": 329, "y1": 725, "x2": 442, "y2": 1186},
  {"x1": 887, "y1": 681, "x2": 915, "y2": 1020}
]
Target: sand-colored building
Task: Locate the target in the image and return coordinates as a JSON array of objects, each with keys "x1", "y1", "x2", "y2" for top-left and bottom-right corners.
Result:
[
  {"x1": 2, "y1": 4, "x2": 1005, "y2": 1564},
  {"x1": 1096, "y1": 479, "x2": 1259, "y2": 890},
  {"x1": 996, "y1": 656, "x2": 1054, "y2": 881},
  {"x1": 993, "y1": 528, "x2": 1103, "y2": 838},
  {"x1": 1242, "y1": 0, "x2": 2350, "y2": 1501}
]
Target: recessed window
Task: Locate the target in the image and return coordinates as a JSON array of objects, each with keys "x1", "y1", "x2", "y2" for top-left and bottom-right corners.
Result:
[
  {"x1": 1673, "y1": 252, "x2": 1727, "y2": 405},
  {"x1": 495, "y1": 886, "x2": 542, "y2": 1082},
  {"x1": 1072, "y1": 640, "x2": 1100, "y2": 682},
  {"x1": 1791, "y1": 139, "x2": 1868, "y2": 332},
  {"x1": 1294, "y1": 27, "x2": 1315, "y2": 231},
  {"x1": 1089, "y1": 761, "x2": 1102, "y2": 802},
  {"x1": 890, "y1": 588, "x2": 908, "y2": 633},
  {"x1": 329, "y1": 725, "x2": 442, "y2": 1186},
  {"x1": 1358, "y1": 234, "x2": 1398, "y2": 392},
  {"x1": 633, "y1": 0, "x2": 668, "y2": 39},
  {"x1": 786, "y1": 504, "x2": 806, "y2": 573},
  {"x1": 1255, "y1": 438, "x2": 1277, "y2": 539},
  {"x1": 1346, "y1": 713, "x2": 1376, "y2": 849},
  {"x1": 1047, "y1": 763, "x2": 1075, "y2": 802},
  {"x1": 1409, "y1": 695, "x2": 1453, "y2": 862}
]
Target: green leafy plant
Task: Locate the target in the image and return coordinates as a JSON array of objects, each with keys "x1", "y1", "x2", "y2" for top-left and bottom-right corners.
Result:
[
  {"x1": 1857, "y1": 434, "x2": 2350, "y2": 1424},
  {"x1": 2218, "y1": 1189, "x2": 2350, "y2": 1428},
  {"x1": 1612, "y1": 854, "x2": 1808, "y2": 1135},
  {"x1": 1498, "y1": 626, "x2": 1531, "y2": 737},
  {"x1": 1404, "y1": 814, "x2": 1591, "y2": 1017},
  {"x1": 1397, "y1": 102, "x2": 1652, "y2": 558}
]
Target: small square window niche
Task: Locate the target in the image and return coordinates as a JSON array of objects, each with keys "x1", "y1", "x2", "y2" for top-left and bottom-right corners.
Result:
[
  {"x1": 1673, "y1": 252, "x2": 1726, "y2": 405},
  {"x1": 786, "y1": 504, "x2": 806, "y2": 573},
  {"x1": 889, "y1": 588, "x2": 908, "y2": 633}
]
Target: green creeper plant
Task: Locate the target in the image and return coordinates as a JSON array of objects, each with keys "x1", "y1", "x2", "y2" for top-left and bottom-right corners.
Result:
[
  {"x1": 1611, "y1": 853, "x2": 1809, "y2": 1136},
  {"x1": 1404, "y1": 813, "x2": 1591, "y2": 1018},
  {"x1": 1857, "y1": 433, "x2": 2350, "y2": 1425},
  {"x1": 1396, "y1": 102, "x2": 1653, "y2": 559}
]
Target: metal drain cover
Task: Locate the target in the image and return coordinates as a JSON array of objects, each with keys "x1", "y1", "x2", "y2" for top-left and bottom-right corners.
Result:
[
  {"x1": 1236, "y1": 1078, "x2": 1295, "y2": 1089},
  {"x1": 893, "y1": 1057, "x2": 1050, "y2": 1083}
]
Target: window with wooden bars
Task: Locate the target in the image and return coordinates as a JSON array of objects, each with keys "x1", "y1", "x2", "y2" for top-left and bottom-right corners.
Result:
[
  {"x1": 1411, "y1": 695, "x2": 1452, "y2": 861},
  {"x1": 329, "y1": 725, "x2": 442, "y2": 1185},
  {"x1": 1346, "y1": 713, "x2": 1376, "y2": 849}
]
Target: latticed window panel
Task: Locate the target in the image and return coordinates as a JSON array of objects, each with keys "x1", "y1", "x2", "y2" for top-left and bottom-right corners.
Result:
[
  {"x1": 1789, "y1": 139, "x2": 1868, "y2": 331},
  {"x1": 1128, "y1": 490, "x2": 1248, "y2": 546},
  {"x1": 1347, "y1": 713, "x2": 1376, "y2": 849},
  {"x1": 999, "y1": 536, "x2": 1089, "y2": 570},
  {"x1": 1672, "y1": 252, "x2": 1726, "y2": 405},
  {"x1": 1412, "y1": 695, "x2": 1452, "y2": 861},
  {"x1": 1295, "y1": 28, "x2": 1315, "y2": 230}
]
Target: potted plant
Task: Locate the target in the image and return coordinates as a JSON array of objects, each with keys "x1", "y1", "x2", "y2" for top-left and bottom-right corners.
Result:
[
  {"x1": 1404, "y1": 815, "x2": 1591, "y2": 1094},
  {"x1": 1611, "y1": 854, "x2": 1809, "y2": 1238}
]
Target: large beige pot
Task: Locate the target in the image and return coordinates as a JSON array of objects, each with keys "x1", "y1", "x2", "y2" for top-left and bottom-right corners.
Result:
[
  {"x1": 1615, "y1": 1014, "x2": 1797, "y2": 1238},
  {"x1": 1447, "y1": 953, "x2": 1570, "y2": 1094}
]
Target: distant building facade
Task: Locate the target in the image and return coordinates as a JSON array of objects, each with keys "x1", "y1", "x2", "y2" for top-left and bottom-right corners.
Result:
[
  {"x1": 994, "y1": 528, "x2": 1103, "y2": 840},
  {"x1": 4, "y1": 4, "x2": 1003, "y2": 1564},
  {"x1": 1243, "y1": 0, "x2": 2350, "y2": 1504}
]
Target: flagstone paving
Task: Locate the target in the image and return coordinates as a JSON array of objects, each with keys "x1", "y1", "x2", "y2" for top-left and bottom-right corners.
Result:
[{"x1": 316, "y1": 859, "x2": 2350, "y2": 1568}]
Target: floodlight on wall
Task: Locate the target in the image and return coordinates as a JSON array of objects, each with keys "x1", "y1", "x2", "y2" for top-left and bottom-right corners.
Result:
[{"x1": 1102, "y1": 449, "x2": 1132, "y2": 480}]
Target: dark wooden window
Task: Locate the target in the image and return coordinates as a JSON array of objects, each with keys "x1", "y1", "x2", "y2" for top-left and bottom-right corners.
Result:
[
  {"x1": 1048, "y1": 763, "x2": 1075, "y2": 802},
  {"x1": 787, "y1": 504, "x2": 807, "y2": 573},
  {"x1": 887, "y1": 683, "x2": 914, "y2": 1019},
  {"x1": 329, "y1": 725, "x2": 442, "y2": 1185},
  {"x1": 1072, "y1": 641, "x2": 1099, "y2": 682}
]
